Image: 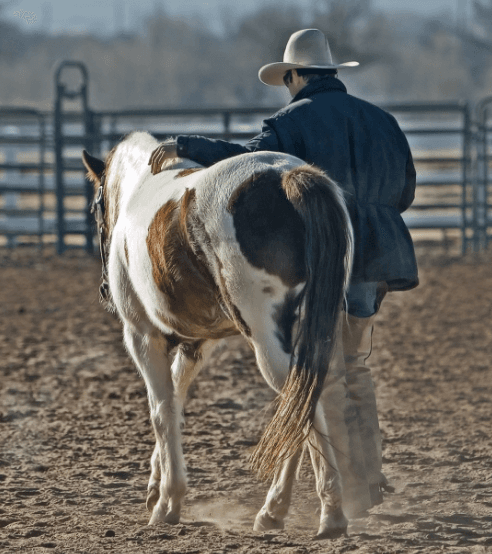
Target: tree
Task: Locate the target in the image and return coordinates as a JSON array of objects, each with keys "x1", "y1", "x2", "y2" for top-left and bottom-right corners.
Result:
[
  {"x1": 308, "y1": 0, "x2": 396, "y2": 66},
  {"x1": 0, "y1": 0, "x2": 26, "y2": 62},
  {"x1": 474, "y1": 0, "x2": 492, "y2": 38}
]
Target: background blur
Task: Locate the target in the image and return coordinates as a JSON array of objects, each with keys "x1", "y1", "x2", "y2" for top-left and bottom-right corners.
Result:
[{"x1": 1, "y1": 0, "x2": 491, "y2": 110}]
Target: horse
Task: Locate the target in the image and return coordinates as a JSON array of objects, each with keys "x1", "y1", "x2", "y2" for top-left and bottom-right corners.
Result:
[{"x1": 82, "y1": 130, "x2": 355, "y2": 539}]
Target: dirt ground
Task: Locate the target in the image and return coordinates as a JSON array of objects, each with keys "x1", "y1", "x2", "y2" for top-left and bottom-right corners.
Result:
[{"x1": 0, "y1": 246, "x2": 491, "y2": 554}]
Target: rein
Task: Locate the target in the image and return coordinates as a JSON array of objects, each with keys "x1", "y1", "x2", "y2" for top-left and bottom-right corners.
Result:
[{"x1": 93, "y1": 176, "x2": 111, "y2": 304}]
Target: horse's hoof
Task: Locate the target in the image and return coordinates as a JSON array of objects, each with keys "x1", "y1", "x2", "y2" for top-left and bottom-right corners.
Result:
[
  {"x1": 146, "y1": 487, "x2": 159, "y2": 512},
  {"x1": 253, "y1": 510, "x2": 285, "y2": 532},
  {"x1": 315, "y1": 507, "x2": 348, "y2": 540},
  {"x1": 163, "y1": 511, "x2": 180, "y2": 525},
  {"x1": 148, "y1": 500, "x2": 181, "y2": 526},
  {"x1": 313, "y1": 526, "x2": 348, "y2": 540}
]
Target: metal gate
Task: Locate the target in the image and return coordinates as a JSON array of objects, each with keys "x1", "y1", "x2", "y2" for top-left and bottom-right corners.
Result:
[
  {"x1": 54, "y1": 61, "x2": 101, "y2": 254},
  {"x1": 475, "y1": 96, "x2": 492, "y2": 250},
  {"x1": 0, "y1": 108, "x2": 47, "y2": 247},
  {"x1": 385, "y1": 102, "x2": 472, "y2": 254},
  {"x1": 1, "y1": 60, "x2": 492, "y2": 254}
]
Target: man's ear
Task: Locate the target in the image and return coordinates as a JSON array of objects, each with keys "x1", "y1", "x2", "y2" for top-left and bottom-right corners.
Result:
[{"x1": 82, "y1": 150, "x2": 105, "y2": 184}]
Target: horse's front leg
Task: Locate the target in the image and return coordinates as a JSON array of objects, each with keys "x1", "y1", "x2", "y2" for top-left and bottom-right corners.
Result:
[{"x1": 124, "y1": 324, "x2": 186, "y2": 525}]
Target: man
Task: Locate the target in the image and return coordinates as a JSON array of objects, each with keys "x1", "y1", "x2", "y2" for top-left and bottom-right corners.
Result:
[{"x1": 149, "y1": 29, "x2": 418, "y2": 514}]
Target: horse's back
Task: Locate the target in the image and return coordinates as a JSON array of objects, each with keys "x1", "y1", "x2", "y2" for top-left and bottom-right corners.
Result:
[{"x1": 114, "y1": 151, "x2": 311, "y2": 342}]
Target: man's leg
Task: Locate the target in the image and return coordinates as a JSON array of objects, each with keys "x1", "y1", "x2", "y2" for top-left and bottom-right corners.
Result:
[
  {"x1": 344, "y1": 282, "x2": 388, "y2": 506},
  {"x1": 318, "y1": 323, "x2": 373, "y2": 518}
]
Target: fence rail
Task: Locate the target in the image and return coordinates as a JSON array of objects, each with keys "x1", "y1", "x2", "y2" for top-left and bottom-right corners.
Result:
[{"x1": 0, "y1": 61, "x2": 491, "y2": 254}]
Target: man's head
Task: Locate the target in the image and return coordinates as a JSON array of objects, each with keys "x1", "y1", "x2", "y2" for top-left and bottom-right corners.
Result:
[
  {"x1": 258, "y1": 29, "x2": 358, "y2": 87},
  {"x1": 282, "y1": 68, "x2": 338, "y2": 97}
]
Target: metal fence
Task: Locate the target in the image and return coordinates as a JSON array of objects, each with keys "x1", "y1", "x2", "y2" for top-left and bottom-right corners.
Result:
[
  {"x1": 475, "y1": 95, "x2": 492, "y2": 250},
  {"x1": 0, "y1": 61, "x2": 491, "y2": 254},
  {"x1": 0, "y1": 108, "x2": 47, "y2": 247}
]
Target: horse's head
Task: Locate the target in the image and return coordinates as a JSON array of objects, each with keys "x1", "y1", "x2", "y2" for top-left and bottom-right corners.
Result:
[
  {"x1": 82, "y1": 147, "x2": 121, "y2": 237},
  {"x1": 82, "y1": 148, "x2": 119, "y2": 309}
]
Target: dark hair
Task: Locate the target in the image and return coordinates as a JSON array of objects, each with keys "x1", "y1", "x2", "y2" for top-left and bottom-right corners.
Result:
[
  {"x1": 283, "y1": 70, "x2": 293, "y2": 86},
  {"x1": 283, "y1": 68, "x2": 338, "y2": 87}
]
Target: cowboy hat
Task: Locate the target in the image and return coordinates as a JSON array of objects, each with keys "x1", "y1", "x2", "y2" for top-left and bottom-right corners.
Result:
[{"x1": 258, "y1": 29, "x2": 359, "y2": 86}]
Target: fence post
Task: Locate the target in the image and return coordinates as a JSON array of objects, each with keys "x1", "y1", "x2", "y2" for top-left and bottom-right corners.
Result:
[
  {"x1": 83, "y1": 104, "x2": 95, "y2": 254},
  {"x1": 4, "y1": 126, "x2": 20, "y2": 248},
  {"x1": 223, "y1": 111, "x2": 231, "y2": 136},
  {"x1": 484, "y1": 105, "x2": 491, "y2": 249},
  {"x1": 38, "y1": 115, "x2": 46, "y2": 249},
  {"x1": 461, "y1": 104, "x2": 471, "y2": 254},
  {"x1": 476, "y1": 96, "x2": 492, "y2": 250},
  {"x1": 54, "y1": 61, "x2": 90, "y2": 254},
  {"x1": 54, "y1": 79, "x2": 65, "y2": 254}
]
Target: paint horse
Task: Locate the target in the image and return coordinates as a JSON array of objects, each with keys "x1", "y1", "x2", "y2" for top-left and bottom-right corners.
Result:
[{"x1": 82, "y1": 131, "x2": 354, "y2": 538}]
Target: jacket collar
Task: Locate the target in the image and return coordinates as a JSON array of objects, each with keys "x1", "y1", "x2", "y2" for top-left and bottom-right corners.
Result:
[{"x1": 290, "y1": 77, "x2": 347, "y2": 104}]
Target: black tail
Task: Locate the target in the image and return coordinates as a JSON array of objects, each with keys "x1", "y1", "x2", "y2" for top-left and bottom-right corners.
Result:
[{"x1": 250, "y1": 165, "x2": 353, "y2": 480}]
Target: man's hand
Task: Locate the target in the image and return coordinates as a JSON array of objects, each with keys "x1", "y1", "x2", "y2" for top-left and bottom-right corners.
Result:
[{"x1": 148, "y1": 141, "x2": 178, "y2": 175}]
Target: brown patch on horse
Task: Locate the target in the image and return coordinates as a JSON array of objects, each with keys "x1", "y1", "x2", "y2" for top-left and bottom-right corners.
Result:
[
  {"x1": 146, "y1": 190, "x2": 238, "y2": 339},
  {"x1": 175, "y1": 168, "x2": 203, "y2": 179},
  {"x1": 164, "y1": 333, "x2": 183, "y2": 354},
  {"x1": 188, "y1": 209, "x2": 252, "y2": 338},
  {"x1": 164, "y1": 334, "x2": 206, "y2": 361},
  {"x1": 228, "y1": 169, "x2": 306, "y2": 288},
  {"x1": 180, "y1": 340, "x2": 205, "y2": 361}
]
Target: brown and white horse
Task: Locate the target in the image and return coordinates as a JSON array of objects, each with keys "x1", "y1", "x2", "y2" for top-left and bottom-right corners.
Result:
[{"x1": 82, "y1": 131, "x2": 354, "y2": 538}]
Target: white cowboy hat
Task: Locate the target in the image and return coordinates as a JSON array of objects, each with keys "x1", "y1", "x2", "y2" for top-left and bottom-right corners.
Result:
[{"x1": 258, "y1": 29, "x2": 359, "y2": 86}]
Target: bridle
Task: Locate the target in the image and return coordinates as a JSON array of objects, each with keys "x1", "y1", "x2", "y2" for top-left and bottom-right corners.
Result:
[{"x1": 93, "y1": 174, "x2": 111, "y2": 304}]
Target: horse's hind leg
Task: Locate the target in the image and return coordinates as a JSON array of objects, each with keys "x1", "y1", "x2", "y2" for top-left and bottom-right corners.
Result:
[
  {"x1": 245, "y1": 302, "x2": 347, "y2": 538},
  {"x1": 244, "y1": 326, "x2": 300, "y2": 532},
  {"x1": 253, "y1": 448, "x2": 302, "y2": 532},
  {"x1": 123, "y1": 324, "x2": 185, "y2": 525},
  {"x1": 307, "y1": 409, "x2": 348, "y2": 539}
]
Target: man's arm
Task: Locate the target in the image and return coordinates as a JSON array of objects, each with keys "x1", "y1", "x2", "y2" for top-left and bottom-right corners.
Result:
[{"x1": 149, "y1": 119, "x2": 281, "y2": 173}]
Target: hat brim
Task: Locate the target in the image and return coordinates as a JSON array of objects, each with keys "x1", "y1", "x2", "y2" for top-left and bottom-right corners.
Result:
[{"x1": 258, "y1": 61, "x2": 359, "y2": 86}]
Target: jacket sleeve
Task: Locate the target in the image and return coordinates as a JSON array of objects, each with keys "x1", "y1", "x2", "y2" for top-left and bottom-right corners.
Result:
[
  {"x1": 398, "y1": 149, "x2": 416, "y2": 213},
  {"x1": 175, "y1": 120, "x2": 281, "y2": 167}
]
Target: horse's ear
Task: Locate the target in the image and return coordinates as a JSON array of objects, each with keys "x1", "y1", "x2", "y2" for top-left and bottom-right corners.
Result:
[{"x1": 82, "y1": 150, "x2": 105, "y2": 184}]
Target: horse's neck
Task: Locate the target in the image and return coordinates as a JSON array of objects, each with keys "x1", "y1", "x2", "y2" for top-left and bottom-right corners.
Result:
[
  {"x1": 115, "y1": 134, "x2": 157, "y2": 192},
  {"x1": 104, "y1": 133, "x2": 158, "y2": 232}
]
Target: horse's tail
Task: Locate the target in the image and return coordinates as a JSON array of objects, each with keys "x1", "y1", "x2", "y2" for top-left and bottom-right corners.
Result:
[{"x1": 250, "y1": 165, "x2": 353, "y2": 480}]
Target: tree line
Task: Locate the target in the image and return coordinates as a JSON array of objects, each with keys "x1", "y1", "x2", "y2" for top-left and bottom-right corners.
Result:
[{"x1": 1, "y1": 0, "x2": 492, "y2": 110}]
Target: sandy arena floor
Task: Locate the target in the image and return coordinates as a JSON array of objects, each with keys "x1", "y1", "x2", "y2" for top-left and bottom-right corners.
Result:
[{"x1": 0, "y1": 247, "x2": 491, "y2": 553}]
